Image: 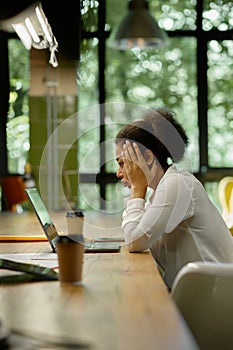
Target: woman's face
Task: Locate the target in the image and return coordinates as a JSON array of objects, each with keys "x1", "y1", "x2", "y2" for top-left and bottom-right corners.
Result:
[{"x1": 115, "y1": 142, "x2": 131, "y2": 188}]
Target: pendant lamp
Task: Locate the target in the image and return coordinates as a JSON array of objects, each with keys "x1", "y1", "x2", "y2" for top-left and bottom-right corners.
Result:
[{"x1": 108, "y1": 0, "x2": 168, "y2": 50}]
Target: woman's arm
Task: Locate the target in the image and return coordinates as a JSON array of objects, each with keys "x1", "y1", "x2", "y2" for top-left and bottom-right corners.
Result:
[{"x1": 122, "y1": 168, "x2": 193, "y2": 252}]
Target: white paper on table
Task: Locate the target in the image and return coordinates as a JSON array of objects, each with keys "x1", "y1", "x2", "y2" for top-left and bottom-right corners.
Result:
[{"x1": 0, "y1": 253, "x2": 58, "y2": 269}]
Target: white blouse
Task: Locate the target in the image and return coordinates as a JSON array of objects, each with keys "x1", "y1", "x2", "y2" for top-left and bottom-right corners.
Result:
[{"x1": 122, "y1": 165, "x2": 233, "y2": 289}]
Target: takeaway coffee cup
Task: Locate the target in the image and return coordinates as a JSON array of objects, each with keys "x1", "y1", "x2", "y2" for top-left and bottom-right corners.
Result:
[
  {"x1": 56, "y1": 234, "x2": 84, "y2": 285},
  {"x1": 66, "y1": 210, "x2": 84, "y2": 235}
]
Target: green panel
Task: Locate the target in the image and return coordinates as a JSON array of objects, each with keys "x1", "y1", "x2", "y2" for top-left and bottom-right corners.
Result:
[{"x1": 29, "y1": 96, "x2": 78, "y2": 210}]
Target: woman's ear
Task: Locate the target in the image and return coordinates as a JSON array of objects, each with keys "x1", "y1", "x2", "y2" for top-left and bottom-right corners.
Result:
[{"x1": 144, "y1": 149, "x2": 155, "y2": 166}]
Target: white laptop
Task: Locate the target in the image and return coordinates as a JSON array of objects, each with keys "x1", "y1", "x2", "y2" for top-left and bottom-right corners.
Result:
[{"x1": 25, "y1": 188, "x2": 123, "y2": 253}]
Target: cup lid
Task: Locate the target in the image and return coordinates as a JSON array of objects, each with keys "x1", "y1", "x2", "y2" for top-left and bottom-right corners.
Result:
[
  {"x1": 66, "y1": 210, "x2": 84, "y2": 218},
  {"x1": 57, "y1": 234, "x2": 84, "y2": 244}
]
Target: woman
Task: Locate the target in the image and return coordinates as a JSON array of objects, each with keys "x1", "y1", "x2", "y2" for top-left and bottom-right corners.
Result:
[{"x1": 115, "y1": 106, "x2": 233, "y2": 290}]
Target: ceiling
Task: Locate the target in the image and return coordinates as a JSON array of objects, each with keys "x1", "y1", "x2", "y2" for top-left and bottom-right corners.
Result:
[{"x1": 0, "y1": 0, "x2": 81, "y2": 60}]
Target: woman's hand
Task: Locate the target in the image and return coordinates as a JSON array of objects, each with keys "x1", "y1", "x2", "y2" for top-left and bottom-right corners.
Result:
[{"x1": 123, "y1": 141, "x2": 157, "y2": 199}]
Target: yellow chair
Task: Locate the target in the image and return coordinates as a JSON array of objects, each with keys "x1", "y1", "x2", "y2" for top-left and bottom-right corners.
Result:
[{"x1": 218, "y1": 176, "x2": 233, "y2": 235}]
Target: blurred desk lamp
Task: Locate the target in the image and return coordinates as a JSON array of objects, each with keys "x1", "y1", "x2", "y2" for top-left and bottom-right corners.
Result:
[
  {"x1": 0, "y1": 1, "x2": 58, "y2": 67},
  {"x1": 108, "y1": 0, "x2": 168, "y2": 50}
]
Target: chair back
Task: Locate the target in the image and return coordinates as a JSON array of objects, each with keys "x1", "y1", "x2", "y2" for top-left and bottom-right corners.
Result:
[
  {"x1": 171, "y1": 262, "x2": 233, "y2": 350},
  {"x1": 1, "y1": 175, "x2": 28, "y2": 211}
]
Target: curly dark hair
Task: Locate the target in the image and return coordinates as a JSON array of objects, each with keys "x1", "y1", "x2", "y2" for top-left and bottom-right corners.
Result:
[{"x1": 115, "y1": 106, "x2": 189, "y2": 167}]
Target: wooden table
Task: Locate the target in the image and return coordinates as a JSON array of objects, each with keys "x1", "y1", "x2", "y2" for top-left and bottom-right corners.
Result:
[{"x1": 0, "y1": 212, "x2": 199, "y2": 350}]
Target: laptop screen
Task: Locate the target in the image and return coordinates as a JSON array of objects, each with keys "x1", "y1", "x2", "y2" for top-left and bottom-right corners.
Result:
[{"x1": 25, "y1": 188, "x2": 58, "y2": 252}]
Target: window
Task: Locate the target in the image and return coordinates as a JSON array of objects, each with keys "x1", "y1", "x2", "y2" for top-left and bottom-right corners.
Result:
[
  {"x1": 79, "y1": 0, "x2": 233, "y2": 212},
  {"x1": 7, "y1": 39, "x2": 30, "y2": 174}
]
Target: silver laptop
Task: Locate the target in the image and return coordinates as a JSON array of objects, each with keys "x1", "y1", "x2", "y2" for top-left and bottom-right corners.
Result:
[{"x1": 25, "y1": 188, "x2": 123, "y2": 253}]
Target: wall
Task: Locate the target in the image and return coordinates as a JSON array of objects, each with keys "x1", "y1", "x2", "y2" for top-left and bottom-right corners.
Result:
[{"x1": 29, "y1": 49, "x2": 78, "y2": 210}]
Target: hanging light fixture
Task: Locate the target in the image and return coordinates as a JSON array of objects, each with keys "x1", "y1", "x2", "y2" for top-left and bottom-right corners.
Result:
[
  {"x1": 108, "y1": 0, "x2": 168, "y2": 50},
  {"x1": 0, "y1": 1, "x2": 58, "y2": 67}
]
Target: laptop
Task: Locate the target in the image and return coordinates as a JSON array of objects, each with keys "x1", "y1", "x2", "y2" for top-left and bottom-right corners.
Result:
[{"x1": 25, "y1": 188, "x2": 123, "y2": 253}]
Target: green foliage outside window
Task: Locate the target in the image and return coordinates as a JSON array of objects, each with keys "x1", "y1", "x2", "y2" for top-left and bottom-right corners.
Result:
[
  {"x1": 7, "y1": 39, "x2": 30, "y2": 174},
  {"x1": 208, "y1": 40, "x2": 233, "y2": 167}
]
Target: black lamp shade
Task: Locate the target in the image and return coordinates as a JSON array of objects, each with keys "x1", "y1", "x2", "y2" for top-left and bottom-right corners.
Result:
[{"x1": 109, "y1": 0, "x2": 168, "y2": 50}]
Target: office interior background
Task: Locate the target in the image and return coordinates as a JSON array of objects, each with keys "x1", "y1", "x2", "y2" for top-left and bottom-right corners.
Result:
[{"x1": 0, "y1": 0, "x2": 233, "y2": 214}]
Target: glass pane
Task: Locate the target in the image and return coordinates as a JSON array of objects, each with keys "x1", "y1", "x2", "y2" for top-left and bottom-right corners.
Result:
[
  {"x1": 78, "y1": 178, "x2": 130, "y2": 214},
  {"x1": 106, "y1": 0, "x2": 197, "y2": 32},
  {"x1": 207, "y1": 40, "x2": 233, "y2": 167},
  {"x1": 78, "y1": 39, "x2": 99, "y2": 111},
  {"x1": 203, "y1": 0, "x2": 233, "y2": 31},
  {"x1": 106, "y1": 0, "x2": 126, "y2": 29},
  {"x1": 151, "y1": 0, "x2": 197, "y2": 31},
  {"x1": 105, "y1": 183, "x2": 131, "y2": 214},
  {"x1": 106, "y1": 37, "x2": 199, "y2": 172},
  {"x1": 77, "y1": 40, "x2": 100, "y2": 173},
  {"x1": 78, "y1": 105, "x2": 101, "y2": 174},
  {"x1": 204, "y1": 182, "x2": 222, "y2": 212},
  {"x1": 81, "y1": 0, "x2": 99, "y2": 32},
  {"x1": 78, "y1": 183, "x2": 100, "y2": 210},
  {"x1": 7, "y1": 39, "x2": 30, "y2": 174}
]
